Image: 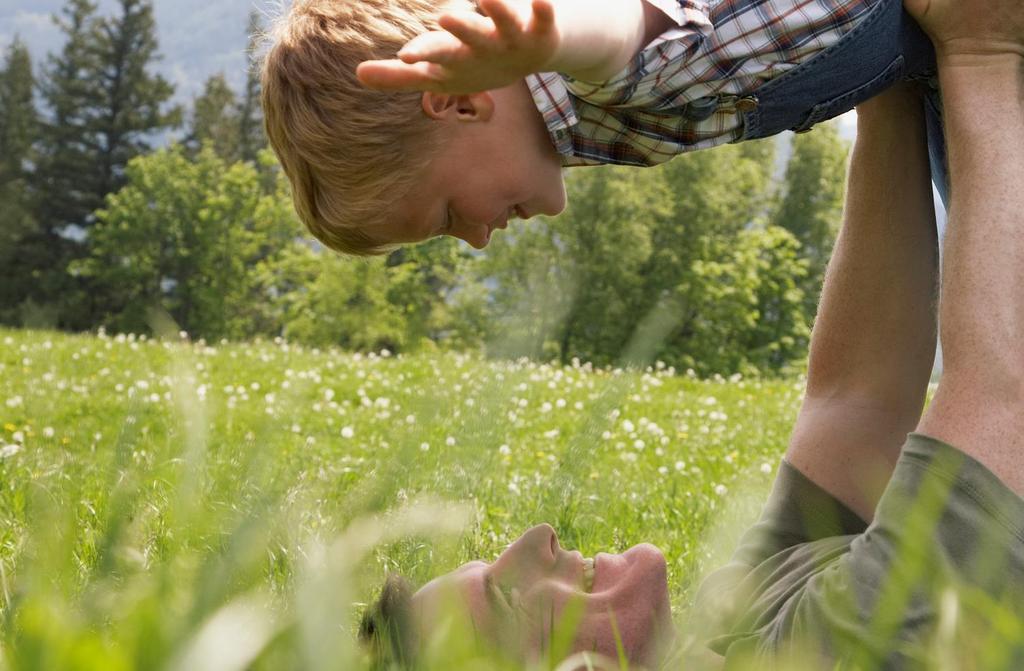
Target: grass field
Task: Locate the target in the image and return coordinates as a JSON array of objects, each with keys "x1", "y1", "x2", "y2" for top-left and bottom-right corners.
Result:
[
  {"x1": 0, "y1": 326, "x2": 809, "y2": 668},
  {"x1": 5, "y1": 326, "x2": 1018, "y2": 670}
]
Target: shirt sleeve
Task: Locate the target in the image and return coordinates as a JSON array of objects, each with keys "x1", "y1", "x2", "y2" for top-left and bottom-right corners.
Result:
[
  {"x1": 524, "y1": 0, "x2": 714, "y2": 159},
  {"x1": 730, "y1": 458, "x2": 869, "y2": 567},
  {"x1": 697, "y1": 434, "x2": 1024, "y2": 667}
]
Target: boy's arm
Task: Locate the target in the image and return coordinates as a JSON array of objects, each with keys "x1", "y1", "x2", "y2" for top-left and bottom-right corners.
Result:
[
  {"x1": 356, "y1": 0, "x2": 680, "y2": 94},
  {"x1": 784, "y1": 86, "x2": 939, "y2": 523}
]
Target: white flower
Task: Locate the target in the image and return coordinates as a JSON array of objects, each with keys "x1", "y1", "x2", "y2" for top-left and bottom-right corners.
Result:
[
  {"x1": 5, "y1": 396, "x2": 24, "y2": 408},
  {"x1": 498, "y1": 444, "x2": 511, "y2": 456},
  {"x1": 675, "y1": 460, "x2": 686, "y2": 472},
  {"x1": 341, "y1": 426, "x2": 355, "y2": 439},
  {"x1": 601, "y1": 431, "x2": 612, "y2": 440},
  {"x1": 43, "y1": 427, "x2": 55, "y2": 438},
  {"x1": 555, "y1": 398, "x2": 566, "y2": 409},
  {"x1": 658, "y1": 466, "x2": 669, "y2": 475},
  {"x1": 12, "y1": 431, "x2": 25, "y2": 444},
  {"x1": 420, "y1": 442, "x2": 430, "y2": 452},
  {"x1": 541, "y1": 402, "x2": 552, "y2": 413},
  {"x1": 324, "y1": 389, "x2": 335, "y2": 402},
  {"x1": 633, "y1": 439, "x2": 646, "y2": 450},
  {"x1": 621, "y1": 419, "x2": 635, "y2": 434},
  {"x1": 760, "y1": 462, "x2": 774, "y2": 474},
  {"x1": 574, "y1": 401, "x2": 584, "y2": 410},
  {"x1": 405, "y1": 414, "x2": 416, "y2": 425},
  {"x1": 0, "y1": 444, "x2": 21, "y2": 459},
  {"x1": 291, "y1": 424, "x2": 301, "y2": 434},
  {"x1": 445, "y1": 436, "x2": 456, "y2": 447},
  {"x1": 714, "y1": 484, "x2": 728, "y2": 496}
]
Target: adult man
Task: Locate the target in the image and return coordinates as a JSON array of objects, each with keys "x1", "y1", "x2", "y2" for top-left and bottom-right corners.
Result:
[{"x1": 360, "y1": 0, "x2": 1024, "y2": 666}]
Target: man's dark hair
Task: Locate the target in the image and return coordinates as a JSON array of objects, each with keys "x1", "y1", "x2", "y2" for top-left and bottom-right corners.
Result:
[{"x1": 359, "y1": 573, "x2": 419, "y2": 669}]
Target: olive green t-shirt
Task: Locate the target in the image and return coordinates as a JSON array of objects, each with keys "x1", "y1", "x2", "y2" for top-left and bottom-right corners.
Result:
[{"x1": 692, "y1": 433, "x2": 1024, "y2": 669}]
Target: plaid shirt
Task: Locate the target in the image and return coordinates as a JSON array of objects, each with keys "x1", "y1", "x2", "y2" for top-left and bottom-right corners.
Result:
[{"x1": 526, "y1": 0, "x2": 876, "y2": 167}]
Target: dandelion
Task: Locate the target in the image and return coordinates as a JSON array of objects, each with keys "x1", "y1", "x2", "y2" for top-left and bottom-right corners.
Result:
[
  {"x1": 574, "y1": 401, "x2": 584, "y2": 410},
  {"x1": 291, "y1": 424, "x2": 301, "y2": 434},
  {"x1": 405, "y1": 414, "x2": 416, "y2": 425},
  {"x1": 633, "y1": 439, "x2": 646, "y2": 451},
  {"x1": 675, "y1": 460, "x2": 686, "y2": 472},
  {"x1": 622, "y1": 419, "x2": 635, "y2": 434},
  {"x1": 420, "y1": 442, "x2": 430, "y2": 452},
  {"x1": 445, "y1": 436, "x2": 456, "y2": 447},
  {"x1": 341, "y1": 426, "x2": 355, "y2": 439},
  {"x1": 658, "y1": 466, "x2": 669, "y2": 475},
  {"x1": 714, "y1": 483, "x2": 728, "y2": 496},
  {"x1": 12, "y1": 431, "x2": 25, "y2": 444},
  {"x1": 760, "y1": 462, "x2": 774, "y2": 474},
  {"x1": 555, "y1": 398, "x2": 566, "y2": 409},
  {"x1": 601, "y1": 430, "x2": 612, "y2": 440},
  {"x1": 498, "y1": 444, "x2": 511, "y2": 456},
  {"x1": 43, "y1": 427, "x2": 55, "y2": 438},
  {"x1": 5, "y1": 396, "x2": 23, "y2": 409},
  {"x1": 541, "y1": 402, "x2": 552, "y2": 413},
  {"x1": 0, "y1": 444, "x2": 21, "y2": 459}
]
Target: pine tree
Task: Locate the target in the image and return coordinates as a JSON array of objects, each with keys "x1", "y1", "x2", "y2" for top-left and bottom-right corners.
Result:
[
  {"x1": 186, "y1": 73, "x2": 241, "y2": 162},
  {"x1": 0, "y1": 38, "x2": 36, "y2": 182},
  {"x1": 35, "y1": 0, "x2": 102, "y2": 235},
  {"x1": 90, "y1": 0, "x2": 182, "y2": 200},
  {"x1": 237, "y1": 10, "x2": 266, "y2": 164},
  {"x1": 29, "y1": 0, "x2": 181, "y2": 328},
  {"x1": 0, "y1": 38, "x2": 40, "y2": 324}
]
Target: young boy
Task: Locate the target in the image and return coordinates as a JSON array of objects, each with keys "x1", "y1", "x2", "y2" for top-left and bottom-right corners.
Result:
[{"x1": 261, "y1": 0, "x2": 943, "y2": 256}]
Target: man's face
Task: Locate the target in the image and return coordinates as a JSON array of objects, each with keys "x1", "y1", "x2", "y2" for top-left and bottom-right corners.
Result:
[
  {"x1": 384, "y1": 80, "x2": 568, "y2": 249},
  {"x1": 411, "y1": 524, "x2": 675, "y2": 666}
]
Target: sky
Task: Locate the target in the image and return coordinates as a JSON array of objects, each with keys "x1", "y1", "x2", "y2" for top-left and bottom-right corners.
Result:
[{"x1": 0, "y1": 0, "x2": 270, "y2": 104}]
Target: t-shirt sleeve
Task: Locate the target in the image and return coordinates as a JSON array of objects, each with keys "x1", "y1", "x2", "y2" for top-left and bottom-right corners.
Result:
[
  {"x1": 694, "y1": 433, "x2": 1024, "y2": 668},
  {"x1": 730, "y1": 458, "x2": 869, "y2": 567}
]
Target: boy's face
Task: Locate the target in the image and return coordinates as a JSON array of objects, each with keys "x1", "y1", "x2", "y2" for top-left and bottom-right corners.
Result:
[{"x1": 384, "y1": 80, "x2": 567, "y2": 249}]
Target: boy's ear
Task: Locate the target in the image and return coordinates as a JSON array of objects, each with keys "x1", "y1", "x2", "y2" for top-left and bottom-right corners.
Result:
[{"x1": 421, "y1": 91, "x2": 495, "y2": 122}]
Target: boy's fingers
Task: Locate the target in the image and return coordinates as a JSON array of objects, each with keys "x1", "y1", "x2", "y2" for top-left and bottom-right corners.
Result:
[
  {"x1": 478, "y1": 0, "x2": 525, "y2": 36},
  {"x1": 530, "y1": 0, "x2": 556, "y2": 30},
  {"x1": 398, "y1": 31, "x2": 469, "y2": 63},
  {"x1": 355, "y1": 60, "x2": 447, "y2": 92},
  {"x1": 437, "y1": 12, "x2": 495, "y2": 50}
]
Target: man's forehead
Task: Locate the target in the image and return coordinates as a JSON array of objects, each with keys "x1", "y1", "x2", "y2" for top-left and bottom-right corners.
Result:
[{"x1": 412, "y1": 562, "x2": 490, "y2": 621}]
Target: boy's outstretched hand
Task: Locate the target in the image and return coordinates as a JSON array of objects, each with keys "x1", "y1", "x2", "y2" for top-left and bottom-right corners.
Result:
[
  {"x1": 904, "y1": 0, "x2": 1024, "y2": 64},
  {"x1": 357, "y1": 0, "x2": 560, "y2": 94}
]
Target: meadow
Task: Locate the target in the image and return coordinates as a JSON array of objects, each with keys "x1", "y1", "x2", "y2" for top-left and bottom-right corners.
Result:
[{"x1": 8, "y1": 326, "x2": 1016, "y2": 670}]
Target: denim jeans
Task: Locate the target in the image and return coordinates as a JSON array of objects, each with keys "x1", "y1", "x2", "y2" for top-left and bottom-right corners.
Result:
[{"x1": 733, "y1": 0, "x2": 949, "y2": 207}]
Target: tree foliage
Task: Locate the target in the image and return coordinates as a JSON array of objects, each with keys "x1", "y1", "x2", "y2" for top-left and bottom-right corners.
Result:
[
  {"x1": 73, "y1": 147, "x2": 296, "y2": 339},
  {"x1": 772, "y1": 124, "x2": 849, "y2": 310},
  {"x1": 478, "y1": 138, "x2": 813, "y2": 376},
  {"x1": 0, "y1": 38, "x2": 39, "y2": 323}
]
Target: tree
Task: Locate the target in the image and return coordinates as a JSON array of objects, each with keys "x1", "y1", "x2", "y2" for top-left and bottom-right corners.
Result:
[
  {"x1": 28, "y1": 0, "x2": 182, "y2": 328},
  {"x1": 89, "y1": 0, "x2": 182, "y2": 200},
  {"x1": 186, "y1": 73, "x2": 240, "y2": 162},
  {"x1": 72, "y1": 146, "x2": 297, "y2": 340},
  {"x1": 237, "y1": 10, "x2": 267, "y2": 164},
  {"x1": 772, "y1": 123, "x2": 850, "y2": 310},
  {"x1": 0, "y1": 38, "x2": 39, "y2": 324}
]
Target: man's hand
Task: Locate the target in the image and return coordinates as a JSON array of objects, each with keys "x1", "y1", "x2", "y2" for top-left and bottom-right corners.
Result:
[
  {"x1": 904, "y1": 0, "x2": 1024, "y2": 64},
  {"x1": 357, "y1": 0, "x2": 560, "y2": 94}
]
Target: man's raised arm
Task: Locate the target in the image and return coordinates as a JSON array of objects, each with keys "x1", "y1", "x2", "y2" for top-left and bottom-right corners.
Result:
[
  {"x1": 912, "y1": 3, "x2": 1024, "y2": 494},
  {"x1": 784, "y1": 86, "x2": 939, "y2": 523}
]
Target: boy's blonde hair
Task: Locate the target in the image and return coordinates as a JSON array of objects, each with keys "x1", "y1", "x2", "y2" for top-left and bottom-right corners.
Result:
[{"x1": 262, "y1": 0, "x2": 461, "y2": 256}]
